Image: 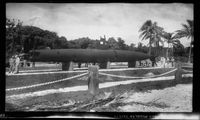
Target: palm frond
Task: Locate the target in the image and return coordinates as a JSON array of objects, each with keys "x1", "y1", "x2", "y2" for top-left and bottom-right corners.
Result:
[
  {"x1": 174, "y1": 30, "x2": 188, "y2": 39},
  {"x1": 141, "y1": 33, "x2": 150, "y2": 41},
  {"x1": 139, "y1": 20, "x2": 153, "y2": 32},
  {"x1": 175, "y1": 20, "x2": 193, "y2": 40},
  {"x1": 187, "y1": 20, "x2": 193, "y2": 28},
  {"x1": 182, "y1": 24, "x2": 189, "y2": 30},
  {"x1": 139, "y1": 31, "x2": 147, "y2": 38}
]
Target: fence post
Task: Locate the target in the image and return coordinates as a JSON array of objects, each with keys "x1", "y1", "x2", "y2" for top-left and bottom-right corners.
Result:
[
  {"x1": 87, "y1": 65, "x2": 99, "y2": 95},
  {"x1": 175, "y1": 62, "x2": 182, "y2": 82}
]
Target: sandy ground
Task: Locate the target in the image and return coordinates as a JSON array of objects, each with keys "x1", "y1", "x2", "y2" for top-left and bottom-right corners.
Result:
[{"x1": 118, "y1": 83, "x2": 192, "y2": 112}]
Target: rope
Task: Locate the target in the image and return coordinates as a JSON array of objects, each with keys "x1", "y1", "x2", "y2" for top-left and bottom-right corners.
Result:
[
  {"x1": 6, "y1": 70, "x2": 88, "y2": 76},
  {"x1": 7, "y1": 73, "x2": 193, "y2": 99},
  {"x1": 181, "y1": 66, "x2": 193, "y2": 68},
  {"x1": 6, "y1": 67, "x2": 174, "y2": 76},
  {"x1": 99, "y1": 67, "x2": 175, "y2": 72},
  {"x1": 6, "y1": 72, "x2": 88, "y2": 91},
  {"x1": 99, "y1": 68, "x2": 177, "y2": 79},
  {"x1": 19, "y1": 69, "x2": 61, "y2": 73},
  {"x1": 182, "y1": 69, "x2": 193, "y2": 73}
]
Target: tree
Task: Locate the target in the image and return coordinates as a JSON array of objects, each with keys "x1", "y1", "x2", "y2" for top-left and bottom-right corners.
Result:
[
  {"x1": 107, "y1": 37, "x2": 119, "y2": 49},
  {"x1": 19, "y1": 26, "x2": 62, "y2": 52},
  {"x1": 175, "y1": 20, "x2": 193, "y2": 63},
  {"x1": 6, "y1": 18, "x2": 23, "y2": 56},
  {"x1": 117, "y1": 37, "x2": 127, "y2": 50},
  {"x1": 137, "y1": 42, "x2": 143, "y2": 50},
  {"x1": 56, "y1": 36, "x2": 68, "y2": 49},
  {"x1": 162, "y1": 32, "x2": 184, "y2": 58},
  {"x1": 139, "y1": 20, "x2": 164, "y2": 55},
  {"x1": 135, "y1": 42, "x2": 148, "y2": 53}
]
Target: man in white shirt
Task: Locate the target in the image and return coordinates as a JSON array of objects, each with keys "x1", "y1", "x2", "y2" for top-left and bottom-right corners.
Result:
[{"x1": 8, "y1": 56, "x2": 15, "y2": 73}]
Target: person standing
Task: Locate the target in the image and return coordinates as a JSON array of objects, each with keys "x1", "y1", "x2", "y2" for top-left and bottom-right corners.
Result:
[
  {"x1": 8, "y1": 56, "x2": 14, "y2": 73},
  {"x1": 150, "y1": 56, "x2": 157, "y2": 67},
  {"x1": 14, "y1": 55, "x2": 20, "y2": 74},
  {"x1": 171, "y1": 57, "x2": 175, "y2": 67},
  {"x1": 166, "y1": 57, "x2": 169, "y2": 67}
]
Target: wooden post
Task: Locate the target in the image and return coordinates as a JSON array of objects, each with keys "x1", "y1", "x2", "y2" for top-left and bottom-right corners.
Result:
[
  {"x1": 87, "y1": 65, "x2": 99, "y2": 95},
  {"x1": 175, "y1": 62, "x2": 182, "y2": 82}
]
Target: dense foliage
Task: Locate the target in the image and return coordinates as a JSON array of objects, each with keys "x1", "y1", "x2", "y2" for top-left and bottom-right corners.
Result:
[{"x1": 6, "y1": 18, "x2": 193, "y2": 63}]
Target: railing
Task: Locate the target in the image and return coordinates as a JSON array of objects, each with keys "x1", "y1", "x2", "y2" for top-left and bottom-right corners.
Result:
[{"x1": 6, "y1": 65, "x2": 192, "y2": 93}]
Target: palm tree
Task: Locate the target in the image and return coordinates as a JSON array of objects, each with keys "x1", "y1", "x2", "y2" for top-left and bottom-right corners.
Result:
[
  {"x1": 175, "y1": 20, "x2": 193, "y2": 63},
  {"x1": 162, "y1": 32, "x2": 184, "y2": 58},
  {"x1": 139, "y1": 20, "x2": 164, "y2": 55}
]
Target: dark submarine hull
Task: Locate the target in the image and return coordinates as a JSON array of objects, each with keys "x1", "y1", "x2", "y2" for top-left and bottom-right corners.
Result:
[{"x1": 29, "y1": 49, "x2": 151, "y2": 63}]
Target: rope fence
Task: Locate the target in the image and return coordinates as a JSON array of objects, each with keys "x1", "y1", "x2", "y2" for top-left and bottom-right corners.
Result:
[
  {"x1": 6, "y1": 72, "x2": 88, "y2": 91},
  {"x1": 6, "y1": 66, "x2": 193, "y2": 92},
  {"x1": 6, "y1": 70, "x2": 88, "y2": 76},
  {"x1": 99, "y1": 66, "x2": 175, "y2": 72},
  {"x1": 7, "y1": 73, "x2": 193, "y2": 99},
  {"x1": 181, "y1": 68, "x2": 193, "y2": 73},
  {"x1": 99, "y1": 68, "x2": 177, "y2": 79}
]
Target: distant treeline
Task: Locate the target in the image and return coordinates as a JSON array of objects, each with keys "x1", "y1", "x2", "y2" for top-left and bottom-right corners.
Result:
[{"x1": 6, "y1": 18, "x2": 192, "y2": 60}]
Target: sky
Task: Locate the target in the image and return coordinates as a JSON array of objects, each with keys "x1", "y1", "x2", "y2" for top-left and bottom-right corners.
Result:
[{"x1": 6, "y1": 3, "x2": 193, "y2": 47}]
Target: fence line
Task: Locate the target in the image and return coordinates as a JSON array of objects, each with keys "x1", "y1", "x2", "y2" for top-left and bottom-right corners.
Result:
[
  {"x1": 182, "y1": 69, "x2": 193, "y2": 73},
  {"x1": 6, "y1": 72, "x2": 88, "y2": 91},
  {"x1": 18, "y1": 69, "x2": 62, "y2": 73},
  {"x1": 6, "y1": 73, "x2": 193, "y2": 99},
  {"x1": 99, "y1": 68, "x2": 177, "y2": 79},
  {"x1": 6, "y1": 70, "x2": 88, "y2": 76},
  {"x1": 6, "y1": 67, "x2": 175, "y2": 76},
  {"x1": 6, "y1": 66, "x2": 192, "y2": 91},
  {"x1": 99, "y1": 67, "x2": 175, "y2": 72}
]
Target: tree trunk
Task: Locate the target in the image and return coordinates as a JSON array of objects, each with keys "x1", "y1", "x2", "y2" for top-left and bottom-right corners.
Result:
[
  {"x1": 166, "y1": 42, "x2": 169, "y2": 58},
  {"x1": 32, "y1": 39, "x2": 37, "y2": 68},
  {"x1": 157, "y1": 41, "x2": 160, "y2": 56},
  {"x1": 148, "y1": 39, "x2": 152, "y2": 55},
  {"x1": 188, "y1": 37, "x2": 193, "y2": 63}
]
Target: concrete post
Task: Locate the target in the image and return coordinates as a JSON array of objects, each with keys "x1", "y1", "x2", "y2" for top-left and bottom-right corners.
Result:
[
  {"x1": 175, "y1": 62, "x2": 182, "y2": 82},
  {"x1": 62, "y1": 61, "x2": 74, "y2": 71},
  {"x1": 87, "y1": 65, "x2": 99, "y2": 95}
]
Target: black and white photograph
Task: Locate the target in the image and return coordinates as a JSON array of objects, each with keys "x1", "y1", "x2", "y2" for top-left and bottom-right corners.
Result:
[{"x1": 5, "y1": 3, "x2": 193, "y2": 115}]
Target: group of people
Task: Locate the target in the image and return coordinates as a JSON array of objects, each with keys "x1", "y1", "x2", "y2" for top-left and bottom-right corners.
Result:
[
  {"x1": 8, "y1": 54, "x2": 21, "y2": 74},
  {"x1": 158, "y1": 56, "x2": 175, "y2": 68},
  {"x1": 136, "y1": 56, "x2": 175, "y2": 68}
]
